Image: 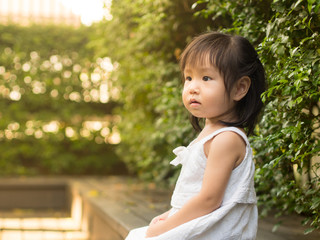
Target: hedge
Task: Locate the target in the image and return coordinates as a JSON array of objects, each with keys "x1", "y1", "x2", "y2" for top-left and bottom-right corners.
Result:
[{"x1": 0, "y1": 24, "x2": 124, "y2": 175}]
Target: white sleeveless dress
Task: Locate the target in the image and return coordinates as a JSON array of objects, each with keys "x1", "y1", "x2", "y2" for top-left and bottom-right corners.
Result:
[{"x1": 125, "y1": 127, "x2": 258, "y2": 240}]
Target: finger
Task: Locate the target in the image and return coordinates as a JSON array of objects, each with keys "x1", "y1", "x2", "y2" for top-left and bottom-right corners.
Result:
[{"x1": 150, "y1": 218, "x2": 159, "y2": 225}]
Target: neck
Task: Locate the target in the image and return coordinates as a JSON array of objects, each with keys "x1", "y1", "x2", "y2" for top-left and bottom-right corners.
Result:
[
  {"x1": 203, "y1": 120, "x2": 226, "y2": 132},
  {"x1": 206, "y1": 104, "x2": 238, "y2": 125}
]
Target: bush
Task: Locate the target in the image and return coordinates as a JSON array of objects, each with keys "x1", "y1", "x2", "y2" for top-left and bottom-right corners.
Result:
[
  {"x1": 0, "y1": 24, "x2": 124, "y2": 175},
  {"x1": 253, "y1": 1, "x2": 320, "y2": 232}
]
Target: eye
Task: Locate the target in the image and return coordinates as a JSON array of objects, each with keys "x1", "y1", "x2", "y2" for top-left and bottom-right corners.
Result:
[
  {"x1": 203, "y1": 76, "x2": 212, "y2": 81},
  {"x1": 185, "y1": 76, "x2": 192, "y2": 81}
]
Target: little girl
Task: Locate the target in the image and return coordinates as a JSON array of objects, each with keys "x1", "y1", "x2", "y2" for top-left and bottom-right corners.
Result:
[{"x1": 125, "y1": 32, "x2": 266, "y2": 240}]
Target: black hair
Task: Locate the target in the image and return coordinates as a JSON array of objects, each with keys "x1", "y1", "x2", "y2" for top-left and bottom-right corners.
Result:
[{"x1": 179, "y1": 32, "x2": 266, "y2": 135}]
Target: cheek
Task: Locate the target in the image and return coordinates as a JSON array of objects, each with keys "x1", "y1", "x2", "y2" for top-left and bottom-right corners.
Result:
[
  {"x1": 182, "y1": 84, "x2": 187, "y2": 98},
  {"x1": 182, "y1": 87, "x2": 189, "y2": 107}
]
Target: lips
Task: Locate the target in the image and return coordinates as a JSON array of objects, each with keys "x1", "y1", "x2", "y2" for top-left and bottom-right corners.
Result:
[
  {"x1": 190, "y1": 99, "x2": 200, "y2": 106},
  {"x1": 190, "y1": 98, "x2": 200, "y2": 103}
]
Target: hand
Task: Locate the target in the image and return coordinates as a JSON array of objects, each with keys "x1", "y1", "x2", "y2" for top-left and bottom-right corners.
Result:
[
  {"x1": 146, "y1": 220, "x2": 165, "y2": 238},
  {"x1": 149, "y1": 215, "x2": 165, "y2": 226},
  {"x1": 149, "y1": 210, "x2": 170, "y2": 226}
]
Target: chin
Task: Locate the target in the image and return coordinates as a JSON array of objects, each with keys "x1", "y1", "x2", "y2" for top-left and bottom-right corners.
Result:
[{"x1": 191, "y1": 113, "x2": 206, "y2": 119}]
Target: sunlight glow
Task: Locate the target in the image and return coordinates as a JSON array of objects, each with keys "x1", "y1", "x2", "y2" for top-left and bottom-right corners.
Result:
[
  {"x1": 0, "y1": 200, "x2": 87, "y2": 240},
  {"x1": 58, "y1": 0, "x2": 112, "y2": 25},
  {"x1": 43, "y1": 121, "x2": 60, "y2": 133}
]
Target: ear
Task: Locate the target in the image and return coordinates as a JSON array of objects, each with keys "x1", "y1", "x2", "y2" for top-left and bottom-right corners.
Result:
[{"x1": 232, "y1": 76, "x2": 251, "y2": 101}]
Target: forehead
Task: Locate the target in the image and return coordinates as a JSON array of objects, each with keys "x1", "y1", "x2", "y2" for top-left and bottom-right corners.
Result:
[
  {"x1": 183, "y1": 52, "x2": 218, "y2": 73},
  {"x1": 183, "y1": 64, "x2": 218, "y2": 74},
  {"x1": 182, "y1": 49, "x2": 218, "y2": 70}
]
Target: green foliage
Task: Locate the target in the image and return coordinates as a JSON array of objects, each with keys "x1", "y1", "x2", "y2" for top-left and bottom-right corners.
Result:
[
  {"x1": 0, "y1": 24, "x2": 123, "y2": 175},
  {"x1": 90, "y1": 0, "x2": 320, "y2": 232},
  {"x1": 254, "y1": 0, "x2": 320, "y2": 232},
  {"x1": 91, "y1": 0, "x2": 214, "y2": 182},
  {"x1": 0, "y1": 136, "x2": 120, "y2": 175}
]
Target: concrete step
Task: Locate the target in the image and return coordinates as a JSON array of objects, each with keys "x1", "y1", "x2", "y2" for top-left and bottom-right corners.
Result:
[
  {"x1": 0, "y1": 217, "x2": 81, "y2": 231},
  {"x1": 0, "y1": 229, "x2": 88, "y2": 240}
]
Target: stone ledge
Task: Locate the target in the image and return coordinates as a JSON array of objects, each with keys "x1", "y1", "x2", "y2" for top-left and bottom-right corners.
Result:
[
  {"x1": 0, "y1": 176, "x2": 319, "y2": 240},
  {"x1": 70, "y1": 176, "x2": 320, "y2": 240},
  {"x1": 69, "y1": 176, "x2": 171, "y2": 240}
]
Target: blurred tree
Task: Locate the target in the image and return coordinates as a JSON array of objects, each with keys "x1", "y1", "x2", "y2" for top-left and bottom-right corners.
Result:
[{"x1": 0, "y1": 24, "x2": 124, "y2": 175}]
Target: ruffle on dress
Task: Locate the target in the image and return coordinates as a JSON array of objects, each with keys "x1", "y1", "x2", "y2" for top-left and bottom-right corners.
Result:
[{"x1": 170, "y1": 146, "x2": 188, "y2": 166}]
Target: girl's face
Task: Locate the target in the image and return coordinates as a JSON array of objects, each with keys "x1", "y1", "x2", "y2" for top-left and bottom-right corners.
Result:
[{"x1": 182, "y1": 62, "x2": 236, "y2": 124}]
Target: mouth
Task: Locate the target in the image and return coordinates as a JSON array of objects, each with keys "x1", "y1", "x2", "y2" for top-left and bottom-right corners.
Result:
[{"x1": 190, "y1": 99, "x2": 200, "y2": 106}]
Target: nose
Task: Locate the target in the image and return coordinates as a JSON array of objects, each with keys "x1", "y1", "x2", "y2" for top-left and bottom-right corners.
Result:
[{"x1": 188, "y1": 81, "x2": 200, "y2": 94}]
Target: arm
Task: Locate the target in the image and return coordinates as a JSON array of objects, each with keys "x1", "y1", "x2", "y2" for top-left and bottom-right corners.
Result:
[{"x1": 146, "y1": 132, "x2": 245, "y2": 237}]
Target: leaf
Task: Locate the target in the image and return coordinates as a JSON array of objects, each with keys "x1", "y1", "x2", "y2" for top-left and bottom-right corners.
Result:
[
  {"x1": 288, "y1": 100, "x2": 294, "y2": 108},
  {"x1": 311, "y1": 197, "x2": 320, "y2": 210},
  {"x1": 296, "y1": 96, "x2": 303, "y2": 104},
  {"x1": 295, "y1": 205, "x2": 305, "y2": 214},
  {"x1": 304, "y1": 228, "x2": 315, "y2": 234},
  {"x1": 290, "y1": 47, "x2": 300, "y2": 57},
  {"x1": 191, "y1": 2, "x2": 198, "y2": 9},
  {"x1": 307, "y1": 0, "x2": 316, "y2": 13},
  {"x1": 288, "y1": 0, "x2": 304, "y2": 16},
  {"x1": 88, "y1": 189, "x2": 100, "y2": 197},
  {"x1": 272, "y1": 222, "x2": 281, "y2": 232}
]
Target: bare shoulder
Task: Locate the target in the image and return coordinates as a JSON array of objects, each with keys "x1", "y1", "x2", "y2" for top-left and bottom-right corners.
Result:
[
  {"x1": 204, "y1": 130, "x2": 246, "y2": 161},
  {"x1": 213, "y1": 131, "x2": 246, "y2": 147}
]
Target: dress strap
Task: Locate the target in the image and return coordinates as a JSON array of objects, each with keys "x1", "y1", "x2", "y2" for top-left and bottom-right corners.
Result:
[{"x1": 200, "y1": 127, "x2": 250, "y2": 146}]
